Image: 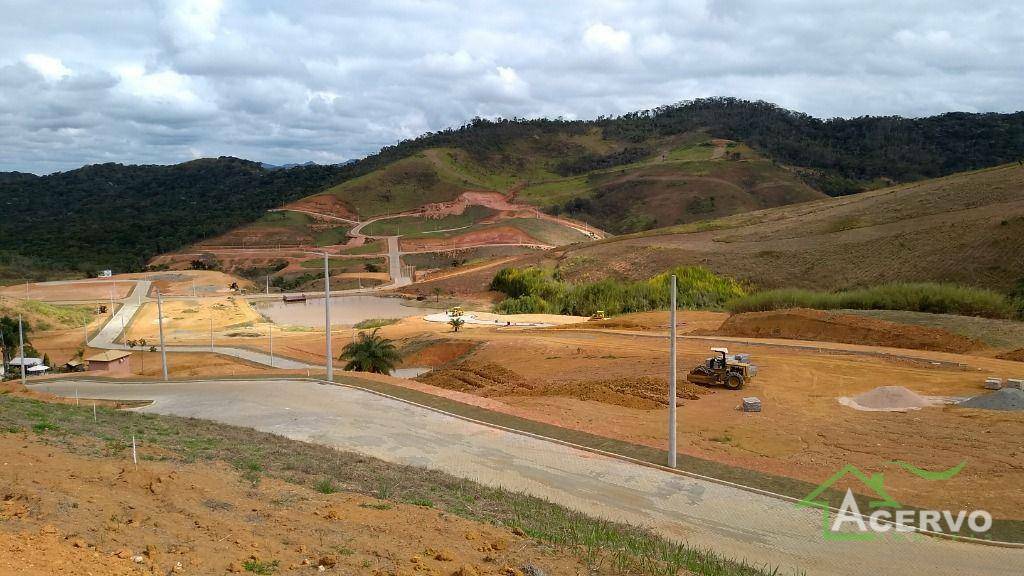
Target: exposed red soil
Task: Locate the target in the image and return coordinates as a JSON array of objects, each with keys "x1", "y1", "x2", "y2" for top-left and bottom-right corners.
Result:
[
  {"x1": 0, "y1": 436, "x2": 582, "y2": 576},
  {"x1": 400, "y1": 226, "x2": 541, "y2": 252},
  {"x1": 996, "y1": 348, "x2": 1024, "y2": 362},
  {"x1": 400, "y1": 340, "x2": 477, "y2": 367},
  {"x1": 708, "y1": 308, "x2": 983, "y2": 353},
  {"x1": 281, "y1": 194, "x2": 358, "y2": 220}
]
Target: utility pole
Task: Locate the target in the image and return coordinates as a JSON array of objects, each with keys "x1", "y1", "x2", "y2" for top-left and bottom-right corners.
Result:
[
  {"x1": 156, "y1": 289, "x2": 169, "y2": 381},
  {"x1": 18, "y1": 315, "x2": 26, "y2": 387},
  {"x1": 324, "y1": 252, "x2": 332, "y2": 382},
  {"x1": 668, "y1": 275, "x2": 677, "y2": 468},
  {"x1": 266, "y1": 275, "x2": 270, "y2": 295}
]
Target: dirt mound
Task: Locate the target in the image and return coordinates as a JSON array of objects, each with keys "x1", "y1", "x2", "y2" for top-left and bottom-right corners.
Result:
[
  {"x1": 959, "y1": 388, "x2": 1024, "y2": 411},
  {"x1": 712, "y1": 308, "x2": 982, "y2": 353},
  {"x1": 417, "y1": 365, "x2": 711, "y2": 409},
  {"x1": 400, "y1": 339, "x2": 477, "y2": 367},
  {"x1": 416, "y1": 361, "x2": 535, "y2": 396},
  {"x1": 532, "y1": 377, "x2": 712, "y2": 410},
  {"x1": 996, "y1": 348, "x2": 1024, "y2": 362},
  {"x1": 846, "y1": 386, "x2": 933, "y2": 412}
]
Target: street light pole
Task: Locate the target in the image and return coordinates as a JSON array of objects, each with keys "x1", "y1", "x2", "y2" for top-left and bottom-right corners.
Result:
[
  {"x1": 668, "y1": 274, "x2": 678, "y2": 468},
  {"x1": 156, "y1": 289, "x2": 169, "y2": 381},
  {"x1": 18, "y1": 315, "x2": 26, "y2": 387},
  {"x1": 324, "y1": 252, "x2": 333, "y2": 382}
]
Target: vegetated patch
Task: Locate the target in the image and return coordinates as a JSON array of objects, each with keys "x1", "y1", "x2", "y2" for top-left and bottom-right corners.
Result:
[
  {"x1": 353, "y1": 318, "x2": 399, "y2": 330},
  {"x1": 710, "y1": 308, "x2": 982, "y2": 353},
  {"x1": 0, "y1": 395, "x2": 780, "y2": 576},
  {"x1": 491, "y1": 265, "x2": 745, "y2": 316},
  {"x1": 841, "y1": 309, "x2": 1024, "y2": 349},
  {"x1": 725, "y1": 283, "x2": 1015, "y2": 319}
]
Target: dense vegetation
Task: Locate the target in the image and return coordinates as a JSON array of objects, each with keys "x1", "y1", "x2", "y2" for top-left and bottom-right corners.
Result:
[
  {"x1": 0, "y1": 157, "x2": 351, "y2": 274},
  {"x1": 3, "y1": 97, "x2": 1021, "y2": 277},
  {"x1": 725, "y1": 283, "x2": 1017, "y2": 319},
  {"x1": 602, "y1": 98, "x2": 1024, "y2": 187},
  {"x1": 491, "y1": 266, "x2": 746, "y2": 316}
]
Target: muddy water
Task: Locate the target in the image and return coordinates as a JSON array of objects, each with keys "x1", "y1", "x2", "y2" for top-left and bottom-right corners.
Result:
[{"x1": 255, "y1": 296, "x2": 428, "y2": 327}]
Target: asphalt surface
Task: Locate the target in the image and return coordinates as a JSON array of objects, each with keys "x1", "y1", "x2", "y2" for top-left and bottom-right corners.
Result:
[{"x1": 32, "y1": 378, "x2": 1024, "y2": 576}]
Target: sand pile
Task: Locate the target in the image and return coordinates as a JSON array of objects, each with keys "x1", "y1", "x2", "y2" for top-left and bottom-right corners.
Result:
[
  {"x1": 416, "y1": 362, "x2": 534, "y2": 396},
  {"x1": 711, "y1": 308, "x2": 982, "y2": 353},
  {"x1": 958, "y1": 388, "x2": 1024, "y2": 411},
  {"x1": 839, "y1": 386, "x2": 934, "y2": 412}
]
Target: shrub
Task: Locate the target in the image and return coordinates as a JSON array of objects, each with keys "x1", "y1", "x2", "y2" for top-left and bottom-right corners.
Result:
[
  {"x1": 492, "y1": 266, "x2": 746, "y2": 316},
  {"x1": 725, "y1": 283, "x2": 1015, "y2": 319}
]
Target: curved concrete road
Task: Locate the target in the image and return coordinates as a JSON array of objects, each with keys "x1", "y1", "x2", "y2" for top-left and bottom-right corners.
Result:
[{"x1": 32, "y1": 378, "x2": 1024, "y2": 576}]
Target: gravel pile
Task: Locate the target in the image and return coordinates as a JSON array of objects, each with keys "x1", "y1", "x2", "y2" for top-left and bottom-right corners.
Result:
[
  {"x1": 958, "y1": 388, "x2": 1024, "y2": 411},
  {"x1": 839, "y1": 386, "x2": 933, "y2": 412}
]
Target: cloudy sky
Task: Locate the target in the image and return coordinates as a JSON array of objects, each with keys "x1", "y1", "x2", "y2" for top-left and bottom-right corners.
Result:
[{"x1": 2, "y1": 0, "x2": 1022, "y2": 174}]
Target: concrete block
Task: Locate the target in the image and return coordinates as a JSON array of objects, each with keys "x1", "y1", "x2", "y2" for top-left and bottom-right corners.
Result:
[
  {"x1": 1007, "y1": 379, "x2": 1024, "y2": 391},
  {"x1": 742, "y1": 397, "x2": 762, "y2": 412}
]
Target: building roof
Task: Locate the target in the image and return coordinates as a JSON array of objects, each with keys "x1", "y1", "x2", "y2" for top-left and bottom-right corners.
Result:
[
  {"x1": 65, "y1": 359, "x2": 84, "y2": 367},
  {"x1": 9, "y1": 357, "x2": 42, "y2": 367},
  {"x1": 85, "y1": 350, "x2": 132, "y2": 362}
]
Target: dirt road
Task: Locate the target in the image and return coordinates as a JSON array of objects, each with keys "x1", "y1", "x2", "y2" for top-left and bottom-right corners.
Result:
[{"x1": 31, "y1": 378, "x2": 1024, "y2": 576}]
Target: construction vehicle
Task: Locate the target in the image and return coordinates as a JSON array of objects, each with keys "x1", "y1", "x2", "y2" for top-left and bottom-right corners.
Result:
[
  {"x1": 590, "y1": 310, "x2": 607, "y2": 320},
  {"x1": 686, "y1": 347, "x2": 756, "y2": 390},
  {"x1": 447, "y1": 306, "x2": 464, "y2": 317}
]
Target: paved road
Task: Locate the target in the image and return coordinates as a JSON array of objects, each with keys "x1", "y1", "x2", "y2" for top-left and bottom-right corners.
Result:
[
  {"x1": 32, "y1": 379, "x2": 1023, "y2": 576},
  {"x1": 87, "y1": 281, "x2": 314, "y2": 369}
]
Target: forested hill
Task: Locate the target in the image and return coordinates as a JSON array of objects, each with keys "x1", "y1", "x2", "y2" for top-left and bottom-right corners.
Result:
[
  {"x1": 0, "y1": 158, "x2": 352, "y2": 276},
  {"x1": 2, "y1": 97, "x2": 1022, "y2": 278}
]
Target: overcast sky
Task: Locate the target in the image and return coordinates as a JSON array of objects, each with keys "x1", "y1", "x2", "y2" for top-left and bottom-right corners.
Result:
[{"x1": 2, "y1": 0, "x2": 1022, "y2": 174}]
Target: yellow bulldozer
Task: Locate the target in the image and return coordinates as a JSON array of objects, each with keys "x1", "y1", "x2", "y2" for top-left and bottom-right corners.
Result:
[{"x1": 686, "y1": 347, "x2": 756, "y2": 390}]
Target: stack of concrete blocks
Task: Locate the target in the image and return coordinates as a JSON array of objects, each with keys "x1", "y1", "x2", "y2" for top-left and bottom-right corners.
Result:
[
  {"x1": 984, "y1": 377, "x2": 1003, "y2": 390},
  {"x1": 1008, "y1": 378, "x2": 1024, "y2": 391},
  {"x1": 742, "y1": 397, "x2": 762, "y2": 412}
]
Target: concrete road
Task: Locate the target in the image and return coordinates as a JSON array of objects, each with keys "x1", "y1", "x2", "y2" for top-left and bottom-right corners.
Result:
[{"x1": 32, "y1": 379, "x2": 1024, "y2": 576}]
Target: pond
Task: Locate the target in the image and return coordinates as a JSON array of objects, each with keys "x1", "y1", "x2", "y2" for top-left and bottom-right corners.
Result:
[{"x1": 254, "y1": 295, "x2": 429, "y2": 327}]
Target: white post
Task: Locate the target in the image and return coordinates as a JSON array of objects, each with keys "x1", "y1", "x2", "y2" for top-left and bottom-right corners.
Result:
[
  {"x1": 266, "y1": 275, "x2": 270, "y2": 295},
  {"x1": 668, "y1": 274, "x2": 677, "y2": 468},
  {"x1": 269, "y1": 323, "x2": 274, "y2": 368},
  {"x1": 93, "y1": 401, "x2": 97, "y2": 422},
  {"x1": 18, "y1": 315, "x2": 26, "y2": 387},
  {"x1": 131, "y1": 435, "x2": 138, "y2": 469},
  {"x1": 324, "y1": 252, "x2": 333, "y2": 382},
  {"x1": 156, "y1": 290, "x2": 169, "y2": 381},
  {"x1": 192, "y1": 278, "x2": 196, "y2": 297}
]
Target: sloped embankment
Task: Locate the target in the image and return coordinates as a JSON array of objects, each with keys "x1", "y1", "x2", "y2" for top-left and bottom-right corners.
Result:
[{"x1": 710, "y1": 308, "x2": 983, "y2": 353}]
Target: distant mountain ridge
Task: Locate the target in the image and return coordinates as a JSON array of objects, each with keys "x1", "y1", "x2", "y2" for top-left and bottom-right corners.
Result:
[{"x1": 2, "y1": 97, "x2": 1023, "y2": 277}]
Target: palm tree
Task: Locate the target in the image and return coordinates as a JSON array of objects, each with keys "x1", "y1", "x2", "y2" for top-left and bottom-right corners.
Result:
[
  {"x1": 448, "y1": 317, "x2": 465, "y2": 332},
  {"x1": 339, "y1": 329, "x2": 401, "y2": 374}
]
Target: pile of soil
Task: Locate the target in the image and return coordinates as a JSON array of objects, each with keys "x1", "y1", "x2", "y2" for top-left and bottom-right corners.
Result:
[
  {"x1": 996, "y1": 348, "x2": 1024, "y2": 362},
  {"x1": 416, "y1": 361, "x2": 535, "y2": 396},
  {"x1": 399, "y1": 339, "x2": 476, "y2": 367},
  {"x1": 958, "y1": 388, "x2": 1024, "y2": 411},
  {"x1": 417, "y1": 365, "x2": 711, "y2": 410},
  {"x1": 840, "y1": 386, "x2": 933, "y2": 412},
  {"x1": 531, "y1": 377, "x2": 712, "y2": 410},
  {"x1": 711, "y1": 308, "x2": 982, "y2": 353}
]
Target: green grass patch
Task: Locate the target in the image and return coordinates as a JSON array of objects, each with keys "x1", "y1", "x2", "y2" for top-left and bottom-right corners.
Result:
[
  {"x1": 313, "y1": 225, "x2": 351, "y2": 247},
  {"x1": 725, "y1": 283, "x2": 1015, "y2": 319},
  {"x1": 337, "y1": 240, "x2": 384, "y2": 255},
  {"x1": 254, "y1": 210, "x2": 313, "y2": 230},
  {"x1": 298, "y1": 256, "x2": 385, "y2": 272},
  {"x1": 492, "y1": 266, "x2": 746, "y2": 316},
  {"x1": 315, "y1": 477, "x2": 339, "y2": 494},
  {"x1": 242, "y1": 558, "x2": 279, "y2": 574},
  {"x1": 363, "y1": 205, "x2": 496, "y2": 236},
  {"x1": 352, "y1": 318, "x2": 399, "y2": 330}
]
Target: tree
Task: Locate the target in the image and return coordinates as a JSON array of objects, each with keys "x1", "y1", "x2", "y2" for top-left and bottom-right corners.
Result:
[
  {"x1": 432, "y1": 287, "x2": 443, "y2": 302},
  {"x1": 0, "y1": 316, "x2": 29, "y2": 367},
  {"x1": 448, "y1": 317, "x2": 465, "y2": 332},
  {"x1": 339, "y1": 329, "x2": 401, "y2": 374}
]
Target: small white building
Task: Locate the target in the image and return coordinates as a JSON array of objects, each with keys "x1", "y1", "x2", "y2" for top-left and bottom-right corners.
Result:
[{"x1": 9, "y1": 357, "x2": 42, "y2": 369}]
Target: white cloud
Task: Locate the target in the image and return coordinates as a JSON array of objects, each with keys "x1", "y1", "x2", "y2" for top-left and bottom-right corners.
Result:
[
  {"x1": 0, "y1": 0, "x2": 1021, "y2": 174},
  {"x1": 582, "y1": 23, "x2": 632, "y2": 54},
  {"x1": 23, "y1": 53, "x2": 71, "y2": 81}
]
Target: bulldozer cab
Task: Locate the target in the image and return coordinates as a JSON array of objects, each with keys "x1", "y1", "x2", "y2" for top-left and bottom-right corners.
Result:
[{"x1": 709, "y1": 347, "x2": 729, "y2": 370}]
